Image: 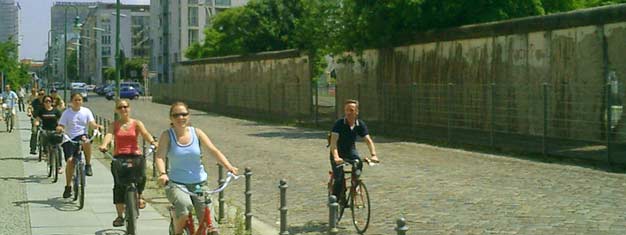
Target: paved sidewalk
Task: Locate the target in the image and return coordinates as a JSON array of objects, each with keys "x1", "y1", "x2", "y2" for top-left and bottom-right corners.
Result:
[
  {"x1": 7, "y1": 111, "x2": 169, "y2": 234},
  {"x1": 0, "y1": 114, "x2": 30, "y2": 234}
]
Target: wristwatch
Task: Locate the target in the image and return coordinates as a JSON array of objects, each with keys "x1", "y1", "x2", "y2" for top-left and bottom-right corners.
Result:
[{"x1": 159, "y1": 171, "x2": 167, "y2": 176}]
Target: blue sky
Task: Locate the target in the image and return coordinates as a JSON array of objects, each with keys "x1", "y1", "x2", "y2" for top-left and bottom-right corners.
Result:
[{"x1": 18, "y1": 0, "x2": 150, "y2": 60}]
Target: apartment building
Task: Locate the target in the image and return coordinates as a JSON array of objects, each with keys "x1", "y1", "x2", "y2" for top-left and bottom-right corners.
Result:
[{"x1": 150, "y1": 0, "x2": 248, "y2": 83}]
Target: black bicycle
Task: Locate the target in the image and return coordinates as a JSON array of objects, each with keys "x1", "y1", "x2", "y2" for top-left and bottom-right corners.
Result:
[
  {"x1": 62, "y1": 130, "x2": 101, "y2": 209},
  {"x1": 327, "y1": 158, "x2": 378, "y2": 234},
  {"x1": 103, "y1": 145, "x2": 156, "y2": 235},
  {"x1": 40, "y1": 129, "x2": 63, "y2": 183}
]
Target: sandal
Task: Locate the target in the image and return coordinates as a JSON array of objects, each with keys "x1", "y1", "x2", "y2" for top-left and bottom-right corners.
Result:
[
  {"x1": 112, "y1": 216, "x2": 124, "y2": 227},
  {"x1": 138, "y1": 198, "x2": 146, "y2": 209}
]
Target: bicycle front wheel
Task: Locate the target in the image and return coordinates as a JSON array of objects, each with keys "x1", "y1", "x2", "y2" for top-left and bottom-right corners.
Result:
[
  {"x1": 78, "y1": 165, "x2": 86, "y2": 209},
  {"x1": 350, "y1": 181, "x2": 371, "y2": 234},
  {"x1": 125, "y1": 189, "x2": 138, "y2": 235},
  {"x1": 53, "y1": 146, "x2": 61, "y2": 183},
  {"x1": 46, "y1": 145, "x2": 53, "y2": 177}
]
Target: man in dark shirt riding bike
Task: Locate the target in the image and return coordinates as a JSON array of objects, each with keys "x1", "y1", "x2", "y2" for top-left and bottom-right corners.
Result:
[{"x1": 328, "y1": 99, "x2": 379, "y2": 202}]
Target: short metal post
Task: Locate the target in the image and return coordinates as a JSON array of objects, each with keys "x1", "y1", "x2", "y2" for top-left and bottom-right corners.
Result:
[
  {"x1": 447, "y1": 83, "x2": 453, "y2": 144},
  {"x1": 279, "y1": 179, "x2": 289, "y2": 235},
  {"x1": 245, "y1": 168, "x2": 252, "y2": 233},
  {"x1": 217, "y1": 164, "x2": 225, "y2": 223},
  {"x1": 490, "y1": 83, "x2": 495, "y2": 147},
  {"x1": 395, "y1": 217, "x2": 409, "y2": 235},
  {"x1": 328, "y1": 195, "x2": 339, "y2": 235},
  {"x1": 542, "y1": 83, "x2": 548, "y2": 156},
  {"x1": 606, "y1": 82, "x2": 613, "y2": 167}
]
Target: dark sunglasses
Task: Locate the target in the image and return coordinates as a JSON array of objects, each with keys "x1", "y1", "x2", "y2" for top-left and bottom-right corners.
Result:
[
  {"x1": 117, "y1": 105, "x2": 129, "y2": 110},
  {"x1": 171, "y1": 112, "x2": 190, "y2": 118},
  {"x1": 38, "y1": 93, "x2": 44, "y2": 96},
  {"x1": 44, "y1": 100, "x2": 53, "y2": 103}
]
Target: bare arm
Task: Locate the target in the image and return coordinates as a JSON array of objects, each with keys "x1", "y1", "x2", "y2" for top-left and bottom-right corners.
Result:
[
  {"x1": 98, "y1": 121, "x2": 115, "y2": 151},
  {"x1": 155, "y1": 130, "x2": 170, "y2": 186},
  {"x1": 196, "y1": 128, "x2": 238, "y2": 175},
  {"x1": 363, "y1": 134, "x2": 379, "y2": 162},
  {"x1": 329, "y1": 132, "x2": 342, "y2": 164},
  {"x1": 135, "y1": 120, "x2": 157, "y2": 147}
]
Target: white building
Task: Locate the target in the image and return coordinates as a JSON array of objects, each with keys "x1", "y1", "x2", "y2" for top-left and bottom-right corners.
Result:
[
  {"x1": 150, "y1": 0, "x2": 248, "y2": 83},
  {"x1": 80, "y1": 3, "x2": 150, "y2": 85}
]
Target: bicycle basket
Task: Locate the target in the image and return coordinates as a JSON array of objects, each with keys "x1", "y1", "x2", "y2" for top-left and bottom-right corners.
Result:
[{"x1": 49, "y1": 134, "x2": 64, "y2": 145}]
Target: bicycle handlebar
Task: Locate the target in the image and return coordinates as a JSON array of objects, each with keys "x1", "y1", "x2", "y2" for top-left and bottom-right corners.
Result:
[
  {"x1": 167, "y1": 172, "x2": 240, "y2": 196},
  {"x1": 335, "y1": 158, "x2": 380, "y2": 169},
  {"x1": 62, "y1": 129, "x2": 101, "y2": 144}
]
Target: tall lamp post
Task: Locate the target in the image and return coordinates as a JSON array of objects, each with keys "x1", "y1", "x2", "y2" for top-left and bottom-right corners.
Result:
[
  {"x1": 63, "y1": 6, "x2": 81, "y2": 102},
  {"x1": 114, "y1": 0, "x2": 121, "y2": 120}
]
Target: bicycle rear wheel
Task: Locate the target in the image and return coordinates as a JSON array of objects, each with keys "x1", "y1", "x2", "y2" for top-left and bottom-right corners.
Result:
[
  {"x1": 73, "y1": 163, "x2": 80, "y2": 202},
  {"x1": 46, "y1": 145, "x2": 53, "y2": 177},
  {"x1": 350, "y1": 181, "x2": 371, "y2": 234},
  {"x1": 125, "y1": 188, "x2": 138, "y2": 235},
  {"x1": 53, "y1": 146, "x2": 61, "y2": 183}
]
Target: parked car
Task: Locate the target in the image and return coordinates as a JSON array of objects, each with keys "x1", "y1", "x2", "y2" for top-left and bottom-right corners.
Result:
[
  {"x1": 105, "y1": 86, "x2": 140, "y2": 100},
  {"x1": 85, "y1": 84, "x2": 96, "y2": 91},
  {"x1": 71, "y1": 87, "x2": 88, "y2": 102},
  {"x1": 121, "y1": 82, "x2": 145, "y2": 95},
  {"x1": 71, "y1": 82, "x2": 87, "y2": 90}
]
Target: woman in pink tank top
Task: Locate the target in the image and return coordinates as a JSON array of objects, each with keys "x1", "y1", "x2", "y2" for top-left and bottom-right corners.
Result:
[{"x1": 98, "y1": 99, "x2": 158, "y2": 227}]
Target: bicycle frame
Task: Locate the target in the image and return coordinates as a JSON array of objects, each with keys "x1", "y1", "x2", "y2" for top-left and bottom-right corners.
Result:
[
  {"x1": 63, "y1": 130, "x2": 101, "y2": 208},
  {"x1": 167, "y1": 172, "x2": 240, "y2": 235}
]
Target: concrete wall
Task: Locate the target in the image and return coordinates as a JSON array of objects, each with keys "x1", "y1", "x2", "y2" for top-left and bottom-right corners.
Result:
[
  {"x1": 151, "y1": 50, "x2": 312, "y2": 121},
  {"x1": 336, "y1": 5, "x2": 626, "y2": 143}
]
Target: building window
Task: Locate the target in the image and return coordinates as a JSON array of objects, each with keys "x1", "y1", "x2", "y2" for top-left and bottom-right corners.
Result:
[
  {"x1": 101, "y1": 35, "x2": 111, "y2": 44},
  {"x1": 188, "y1": 7, "x2": 198, "y2": 27},
  {"x1": 188, "y1": 0, "x2": 198, "y2": 4},
  {"x1": 101, "y1": 46, "x2": 111, "y2": 56},
  {"x1": 188, "y1": 29, "x2": 198, "y2": 45},
  {"x1": 101, "y1": 57, "x2": 109, "y2": 67},
  {"x1": 215, "y1": 0, "x2": 231, "y2": 6}
]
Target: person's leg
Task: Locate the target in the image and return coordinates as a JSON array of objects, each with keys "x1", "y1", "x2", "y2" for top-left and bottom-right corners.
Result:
[
  {"x1": 61, "y1": 142, "x2": 76, "y2": 198},
  {"x1": 330, "y1": 157, "x2": 345, "y2": 203},
  {"x1": 166, "y1": 184, "x2": 195, "y2": 234},
  {"x1": 29, "y1": 121, "x2": 38, "y2": 154},
  {"x1": 136, "y1": 157, "x2": 147, "y2": 209},
  {"x1": 111, "y1": 159, "x2": 126, "y2": 225},
  {"x1": 83, "y1": 140, "x2": 93, "y2": 176}
]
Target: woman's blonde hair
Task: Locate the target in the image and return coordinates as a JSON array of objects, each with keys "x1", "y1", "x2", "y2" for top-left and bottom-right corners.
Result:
[{"x1": 115, "y1": 98, "x2": 130, "y2": 108}]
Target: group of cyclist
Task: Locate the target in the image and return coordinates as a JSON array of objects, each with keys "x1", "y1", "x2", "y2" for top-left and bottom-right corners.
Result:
[{"x1": 2, "y1": 84, "x2": 379, "y2": 234}]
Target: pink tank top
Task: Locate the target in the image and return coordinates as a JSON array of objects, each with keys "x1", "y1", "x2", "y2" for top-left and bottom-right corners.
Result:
[{"x1": 114, "y1": 120, "x2": 141, "y2": 156}]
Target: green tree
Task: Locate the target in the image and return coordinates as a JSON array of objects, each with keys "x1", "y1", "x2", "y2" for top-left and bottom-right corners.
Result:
[{"x1": 0, "y1": 39, "x2": 29, "y2": 88}]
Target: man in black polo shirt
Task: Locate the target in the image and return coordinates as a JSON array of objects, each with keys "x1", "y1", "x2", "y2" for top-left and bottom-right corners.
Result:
[
  {"x1": 328, "y1": 99, "x2": 379, "y2": 201},
  {"x1": 27, "y1": 89, "x2": 46, "y2": 155}
]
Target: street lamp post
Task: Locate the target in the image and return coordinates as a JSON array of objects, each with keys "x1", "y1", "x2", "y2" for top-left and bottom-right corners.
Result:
[
  {"x1": 113, "y1": 0, "x2": 121, "y2": 120},
  {"x1": 64, "y1": 6, "x2": 81, "y2": 102}
]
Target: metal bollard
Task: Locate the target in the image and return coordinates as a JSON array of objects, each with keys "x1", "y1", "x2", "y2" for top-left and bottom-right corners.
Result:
[
  {"x1": 327, "y1": 195, "x2": 339, "y2": 235},
  {"x1": 245, "y1": 167, "x2": 252, "y2": 233},
  {"x1": 217, "y1": 164, "x2": 225, "y2": 223},
  {"x1": 279, "y1": 179, "x2": 289, "y2": 235},
  {"x1": 395, "y1": 217, "x2": 408, "y2": 235}
]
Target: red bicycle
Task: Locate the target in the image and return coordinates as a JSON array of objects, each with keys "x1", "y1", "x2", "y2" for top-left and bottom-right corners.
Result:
[{"x1": 166, "y1": 172, "x2": 240, "y2": 235}]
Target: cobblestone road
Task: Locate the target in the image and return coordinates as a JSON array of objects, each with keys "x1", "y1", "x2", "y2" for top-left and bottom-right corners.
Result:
[{"x1": 88, "y1": 97, "x2": 626, "y2": 235}]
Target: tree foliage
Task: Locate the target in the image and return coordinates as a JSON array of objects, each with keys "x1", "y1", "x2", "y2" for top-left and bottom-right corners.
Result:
[
  {"x1": 186, "y1": 0, "x2": 626, "y2": 74},
  {"x1": 0, "y1": 39, "x2": 29, "y2": 88}
]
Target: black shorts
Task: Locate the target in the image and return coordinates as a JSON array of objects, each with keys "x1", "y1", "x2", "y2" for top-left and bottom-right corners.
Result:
[{"x1": 61, "y1": 134, "x2": 87, "y2": 161}]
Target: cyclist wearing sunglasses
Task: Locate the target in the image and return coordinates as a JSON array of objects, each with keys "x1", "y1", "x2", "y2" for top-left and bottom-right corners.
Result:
[
  {"x1": 154, "y1": 101, "x2": 238, "y2": 235},
  {"x1": 99, "y1": 99, "x2": 158, "y2": 227},
  {"x1": 27, "y1": 89, "x2": 46, "y2": 154},
  {"x1": 34, "y1": 95, "x2": 63, "y2": 173}
]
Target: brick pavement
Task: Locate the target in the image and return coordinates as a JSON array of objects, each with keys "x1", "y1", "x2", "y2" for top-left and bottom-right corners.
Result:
[{"x1": 88, "y1": 97, "x2": 626, "y2": 235}]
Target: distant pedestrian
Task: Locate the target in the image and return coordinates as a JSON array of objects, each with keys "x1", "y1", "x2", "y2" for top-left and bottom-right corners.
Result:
[{"x1": 17, "y1": 86, "x2": 25, "y2": 112}]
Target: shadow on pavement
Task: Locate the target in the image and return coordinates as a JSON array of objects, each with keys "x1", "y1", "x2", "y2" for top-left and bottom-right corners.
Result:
[
  {"x1": 0, "y1": 175, "x2": 49, "y2": 184},
  {"x1": 13, "y1": 196, "x2": 81, "y2": 211},
  {"x1": 249, "y1": 128, "x2": 325, "y2": 140},
  {"x1": 95, "y1": 228, "x2": 127, "y2": 235},
  {"x1": 287, "y1": 221, "x2": 328, "y2": 234},
  {"x1": 0, "y1": 156, "x2": 39, "y2": 163}
]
